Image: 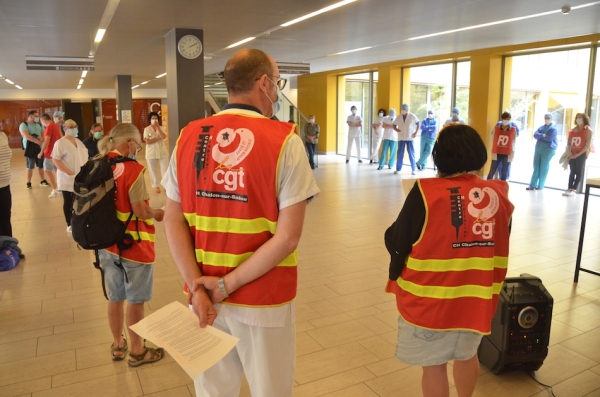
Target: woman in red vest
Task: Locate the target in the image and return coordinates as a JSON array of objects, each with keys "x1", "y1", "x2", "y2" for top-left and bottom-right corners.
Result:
[
  {"x1": 385, "y1": 124, "x2": 514, "y2": 397},
  {"x1": 486, "y1": 111, "x2": 516, "y2": 181},
  {"x1": 563, "y1": 113, "x2": 593, "y2": 196}
]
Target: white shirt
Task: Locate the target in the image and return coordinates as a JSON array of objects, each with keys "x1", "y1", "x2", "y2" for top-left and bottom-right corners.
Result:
[
  {"x1": 347, "y1": 114, "x2": 362, "y2": 136},
  {"x1": 0, "y1": 132, "x2": 11, "y2": 188},
  {"x1": 382, "y1": 116, "x2": 398, "y2": 141},
  {"x1": 143, "y1": 125, "x2": 169, "y2": 160},
  {"x1": 162, "y1": 113, "x2": 320, "y2": 327},
  {"x1": 394, "y1": 113, "x2": 420, "y2": 141},
  {"x1": 51, "y1": 137, "x2": 88, "y2": 192},
  {"x1": 444, "y1": 117, "x2": 466, "y2": 127}
]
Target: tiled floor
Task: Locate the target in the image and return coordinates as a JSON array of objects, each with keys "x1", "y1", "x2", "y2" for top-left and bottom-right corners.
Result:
[{"x1": 2, "y1": 150, "x2": 600, "y2": 397}]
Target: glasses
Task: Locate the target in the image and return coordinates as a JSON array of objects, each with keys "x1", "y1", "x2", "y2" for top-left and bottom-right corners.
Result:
[
  {"x1": 255, "y1": 75, "x2": 287, "y2": 90},
  {"x1": 65, "y1": 125, "x2": 77, "y2": 129},
  {"x1": 131, "y1": 140, "x2": 142, "y2": 152}
]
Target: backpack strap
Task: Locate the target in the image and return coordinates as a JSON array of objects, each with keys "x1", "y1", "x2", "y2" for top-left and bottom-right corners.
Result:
[{"x1": 93, "y1": 250, "x2": 109, "y2": 300}]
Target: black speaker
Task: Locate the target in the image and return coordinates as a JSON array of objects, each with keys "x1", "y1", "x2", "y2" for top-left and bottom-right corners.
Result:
[{"x1": 478, "y1": 273, "x2": 553, "y2": 374}]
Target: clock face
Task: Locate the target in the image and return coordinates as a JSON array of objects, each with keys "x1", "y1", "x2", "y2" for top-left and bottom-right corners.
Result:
[{"x1": 177, "y1": 35, "x2": 202, "y2": 59}]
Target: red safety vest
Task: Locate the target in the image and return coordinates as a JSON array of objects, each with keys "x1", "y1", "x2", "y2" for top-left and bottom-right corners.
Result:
[
  {"x1": 105, "y1": 152, "x2": 156, "y2": 264},
  {"x1": 492, "y1": 125, "x2": 516, "y2": 155},
  {"x1": 569, "y1": 127, "x2": 587, "y2": 155},
  {"x1": 175, "y1": 109, "x2": 298, "y2": 307},
  {"x1": 386, "y1": 174, "x2": 514, "y2": 334}
]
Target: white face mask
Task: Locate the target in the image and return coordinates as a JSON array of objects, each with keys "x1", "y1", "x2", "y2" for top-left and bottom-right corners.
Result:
[
  {"x1": 576, "y1": 118, "x2": 583, "y2": 125},
  {"x1": 501, "y1": 120, "x2": 510, "y2": 126},
  {"x1": 309, "y1": 118, "x2": 315, "y2": 123},
  {"x1": 378, "y1": 113, "x2": 383, "y2": 117},
  {"x1": 151, "y1": 119, "x2": 158, "y2": 124},
  {"x1": 351, "y1": 109, "x2": 357, "y2": 115},
  {"x1": 401, "y1": 110, "x2": 408, "y2": 115},
  {"x1": 34, "y1": 117, "x2": 40, "y2": 123},
  {"x1": 544, "y1": 119, "x2": 552, "y2": 125},
  {"x1": 428, "y1": 114, "x2": 433, "y2": 119}
]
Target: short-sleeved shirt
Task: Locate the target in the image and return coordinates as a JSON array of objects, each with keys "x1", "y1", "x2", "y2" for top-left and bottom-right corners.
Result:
[
  {"x1": 43, "y1": 123, "x2": 62, "y2": 158},
  {"x1": 347, "y1": 115, "x2": 362, "y2": 135},
  {"x1": 51, "y1": 137, "x2": 89, "y2": 192},
  {"x1": 143, "y1": 126, "x2": 169, "y2": 160},
  {"x1": 162, "y1": 106, "x2": 320, "y2": 327},
  {"x1": 394, "y1": 113, "x2": 420, "y2": 141},
  {"x1": 19, "y1": 121, "x2": 43, "y2": 148},
  {"x1": 382, "y1": 116, "x2": 398, "y2": 141}
]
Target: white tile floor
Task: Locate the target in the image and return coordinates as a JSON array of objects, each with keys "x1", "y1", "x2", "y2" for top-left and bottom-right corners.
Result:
[{"x1": 1, "y1": 150, "x2": 600, "y2": 397}]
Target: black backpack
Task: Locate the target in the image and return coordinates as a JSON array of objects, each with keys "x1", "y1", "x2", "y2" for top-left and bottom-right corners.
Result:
[{"x1": 72, "y1": 155, "x2": 137, "y2": 299}]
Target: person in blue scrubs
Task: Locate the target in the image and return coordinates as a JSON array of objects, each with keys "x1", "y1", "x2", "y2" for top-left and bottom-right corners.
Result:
[
  {"x1": 527, "y1": 113, "x2": 558, "y2": 190},
  {"x1": 416, "y1": 110, "x2": 437, "y2": 170}
]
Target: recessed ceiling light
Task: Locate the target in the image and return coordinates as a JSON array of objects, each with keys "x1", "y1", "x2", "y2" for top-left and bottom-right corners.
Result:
[
  {"x1": 94, "y1": 29, "x2": 106, "y2": 43},
  {"x1": 156, "y1": 73, "x2": 166, "y2": 78},
  {"x1": 132, "y1": 85, "x2": 140, "y2": 89},
  {"x1": 77, "y1": 85, "x2": 81, "y2": 89},
  {"x1": 226, "y1": 37, "x2": 255, "y2": 49},
  {"x1": 79, "y1": 79, "x2": 84, "y2": 85},
  {"x1": 328, "y1": 47, "x2": 372, "y2": 56},
  {"x1": 5, "y1": 79, "x2": 14, "y2": 84},
  {"x1": 15, "y1": 85, "x2": 22, "y2": 89},
  {"x1": 281, "y1": 0, "x2": 356, "y2": 27},
  {"x1": 81, "y1": 71, "x2": 88, "y2": 78},
  {"x1": 141, "y1": 81, "x2": 148, "y2": 85},
  {"x1": 204, "y1": 56, "x2": 213, "y2": 60}
]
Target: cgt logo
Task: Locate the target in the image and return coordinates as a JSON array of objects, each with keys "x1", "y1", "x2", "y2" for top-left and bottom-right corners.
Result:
[
  {"x1": 211, "y1": 127, "x2": 254, "y2": 192},
  {"x1": 467, "y1": 187, "x2": 500, "y2": 240},
  {"x1": 473, "y1": 221, "x2": 495, "y2": 239},
  {"x1": 497, "y1": 135, "x2": 509, "y2": 147}
]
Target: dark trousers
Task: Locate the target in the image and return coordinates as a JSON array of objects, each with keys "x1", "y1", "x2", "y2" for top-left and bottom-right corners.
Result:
[
  {"x1": 568, "y1": 155, "x2": 587, "y2": 190},
  {"x1": 62, "y1": 191, "x2": 74, "y2": 226},
  {"x1": 305, "y1": 142, "x2": 316, "y2": 169},
  {"x1": 487, "y1": 155, "x2": 509, "y2": 181},
  {"x1": 0, "y1": 185, "x2": 12, "y2": 237}
]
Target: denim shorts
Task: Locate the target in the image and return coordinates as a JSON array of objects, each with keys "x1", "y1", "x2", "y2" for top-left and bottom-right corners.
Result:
[
  {"x1": 395, "y1": 315, "x2": 483, "y2": 367},
  {"x1": 99, "y1": 250, "x2": 153, "y2": 303},
  {"x1": 25, "y1": 156, "x2": 44, "y2": 170},
  {"x1": 43, "y1": 158, "x2": 57, "y2": 171}
]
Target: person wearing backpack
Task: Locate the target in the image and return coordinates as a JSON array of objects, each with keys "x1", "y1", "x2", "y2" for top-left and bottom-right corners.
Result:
[
  {"x1": 94, "y1": 123, "x2": 165, "y2": 366},
  {"x1": 19, "y1": 110, "x2": 49, "y2": 189}
]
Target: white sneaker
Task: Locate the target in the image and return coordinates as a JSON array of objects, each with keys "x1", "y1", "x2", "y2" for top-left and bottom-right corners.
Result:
[
  {"x1": 48, "y1": 190, "x2": 60, "y2": 198},
  {"x1": 394, "y1": 170, "x2": 398, "y2": 174},
  {"x1": 562, "y1": 190, "x2": 570, "y2": 196},
  {"x1": 411, "y1": 171, "x2": 416, "y2": 175},
  {"x1": 567, "y1": 190, "x2": 576, "y2": 196},
  {"x1": 66, "y1": 225, "x2": 72, "y2": 233}
]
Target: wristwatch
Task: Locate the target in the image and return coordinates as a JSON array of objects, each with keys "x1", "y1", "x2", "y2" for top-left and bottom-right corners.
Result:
[{"x1": 217, "y1": 278, "x2": 230, "y2": 298}]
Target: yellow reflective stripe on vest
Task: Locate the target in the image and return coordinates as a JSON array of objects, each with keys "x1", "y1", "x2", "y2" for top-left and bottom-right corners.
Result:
[
  {"x1": 184, "y1": 213, "x2": 276, "y2": 234},
  {"x1": 406, "y1": 256, "x2": 508, "y2": 272},
  {"x1": 398, "y1": 278, "x2": 503, "y2": 299},
  {"x1": 196, "y1": 249, "x2": 297, "y2": 268},
  {"x1": 116, "y1": 210, "x2": 154, "y2": 226},
  {"x1": 128, "y1": 231, "x2": 155, "y2": 242}
]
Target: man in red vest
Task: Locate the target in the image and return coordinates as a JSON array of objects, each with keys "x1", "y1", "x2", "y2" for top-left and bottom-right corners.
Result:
[{"x1": 163, "y1": 48, "x2": 319, "y2": 396}]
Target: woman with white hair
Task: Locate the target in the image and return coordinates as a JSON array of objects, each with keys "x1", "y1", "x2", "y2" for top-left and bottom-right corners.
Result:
[{"x1": 526, "y1": 113, "x2": 558, "y2": 190}]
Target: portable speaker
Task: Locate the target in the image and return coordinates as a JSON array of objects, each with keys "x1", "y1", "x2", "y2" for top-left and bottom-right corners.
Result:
[{"x1": 478, "y1": 273, "x2": 553, "y2": 374}]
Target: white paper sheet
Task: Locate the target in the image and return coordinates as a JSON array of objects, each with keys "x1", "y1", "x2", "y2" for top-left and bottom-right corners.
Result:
[{"x1": 129, "y1": 301, "x2": 238, "y2": 380}]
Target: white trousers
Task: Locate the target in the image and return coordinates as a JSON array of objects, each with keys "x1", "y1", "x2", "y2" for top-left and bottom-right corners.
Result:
[
  {"x1": 194, "y1": 310, "x2": 296, "y2": 397},
  {"x1": 370, "y1": 134, "x2": 383, "y2": 162},
  {"x1": 146, "y1": 157, "x2": 168, "y2": 188},
  {"x1": 346, "y1": 133, "x2": 362, "y2": 161}
]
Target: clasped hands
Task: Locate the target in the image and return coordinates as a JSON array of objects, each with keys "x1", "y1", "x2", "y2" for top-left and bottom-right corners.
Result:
[{"x1": 187, "y1": 276, "x2": 225, "y2": 328}]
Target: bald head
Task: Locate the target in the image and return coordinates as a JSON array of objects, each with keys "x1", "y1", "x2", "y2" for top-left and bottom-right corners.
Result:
[{"x1": 224, "y1": 49, "x2": 274, "y2": 95}]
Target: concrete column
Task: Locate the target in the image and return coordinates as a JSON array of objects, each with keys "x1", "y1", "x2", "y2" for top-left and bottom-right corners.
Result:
[
  {"x1": 115, "y1": 75, "x2": 132, "y2": 123},
  {"x1": 164, "y1": 28, "x2": 205, "y2": 152},
  {"x1": 377, "y1": 66, "x2": 401, "y2": 112}
]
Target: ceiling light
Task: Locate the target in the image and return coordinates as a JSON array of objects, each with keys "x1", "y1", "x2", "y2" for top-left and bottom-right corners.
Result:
[
  {"x1": 15, "y1": 85, "x2": 22, "y2": 89},
  {"x1": 204, "y1": 85, "x2": 210, "y2": 88},
  {"x1": 141, "y1": 81, "x2": 148, "y2": 85},
  {"x1": 204, "y1": 56, "x2": 213, "y2": 60},
  {"x1": 156, "y1": 73, "x2": 166, "y2": 78},
  {"x1": 215, "y1": 82, "x2": 224, "y2": 85},
  {"x1": 281, "y1": 0, "x2": 356, "y2": 27},
  {"x1": 132, "y1": 85, "x2": 140, "y2": 89},
  {"x1": 5, "y1": 79, "x2": 14, "y2": 84},
  {"x1": 94, "y1": 29, "x2": 106, "y2": 43},
  {"x1": 79, "y1": 79, "x2": 84, "y2": 85},
  {"x1": 226, "y1": 37, "x2": 255, "y2": 49},
  {"x1": 77, "y1": 85, "x2": 81, "y2": 89},
  {"x1": 328, "y1": 46, "x2": 372, "y2": 56},
  {"x1": 81, "y1": 71, "x2": 88, "y2": 77}
]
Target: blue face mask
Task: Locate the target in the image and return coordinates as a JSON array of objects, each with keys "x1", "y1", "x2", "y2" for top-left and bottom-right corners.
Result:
[
  {"x1": 128, "y1": 152, "x2": 136, "y2": 160},
  {"x1": 67, "y1": 128, "x2": 78, "y2": 137},
  {"x1": 389, "y1": 111, "x2": 396, "y2": 118},
  {"x1": 34, "y1": 117, "x2": 40, "y2": 123}
]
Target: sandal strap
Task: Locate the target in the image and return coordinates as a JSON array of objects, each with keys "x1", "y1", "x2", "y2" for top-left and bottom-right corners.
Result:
[{"x1": 128, "y1": 347, "x2": 162, "y2": 361}]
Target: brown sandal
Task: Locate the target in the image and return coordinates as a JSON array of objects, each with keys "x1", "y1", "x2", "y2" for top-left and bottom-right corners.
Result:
[
  {"x1": 127, "y1": 346, "x2": 164, "y2": 367},
  {"x1": 111, "y1": 338, "x2": 128, "y2": 361}
]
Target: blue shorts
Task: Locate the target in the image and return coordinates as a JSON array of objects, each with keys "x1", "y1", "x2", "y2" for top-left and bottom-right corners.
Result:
[
  {"x1": 99, "y1": 250, "x2": 154, "y2": 303},
  {"x1": 395, "y1": 315, "x2": 483, "y2": 367},
  {"x1": 43, "y1": 158, "x2": 57, "y2": 171},
  {"x1": 25, "y1": 156, "x2": 44, "y2": 170}
]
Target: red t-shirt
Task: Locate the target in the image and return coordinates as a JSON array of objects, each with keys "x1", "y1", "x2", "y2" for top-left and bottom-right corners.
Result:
[{"x1": 43, "y1": 123, "x2": 62, "y2": 158}]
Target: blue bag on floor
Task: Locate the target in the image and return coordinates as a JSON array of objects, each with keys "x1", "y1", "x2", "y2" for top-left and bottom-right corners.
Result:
[{"x1": 0, "y1": 246, "x2": 20, "y2": 271}]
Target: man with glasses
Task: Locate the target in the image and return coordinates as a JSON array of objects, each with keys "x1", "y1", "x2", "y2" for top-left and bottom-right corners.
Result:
[
  {"x1": 163, "y1": 48, "x2": 319, "y2": 397},
  {"x1": 19, "y1": 110, "x2": 49, "y2": 189},
  {"x1": 38, "y1": 113, "x2": 61, "y2": 197}
]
